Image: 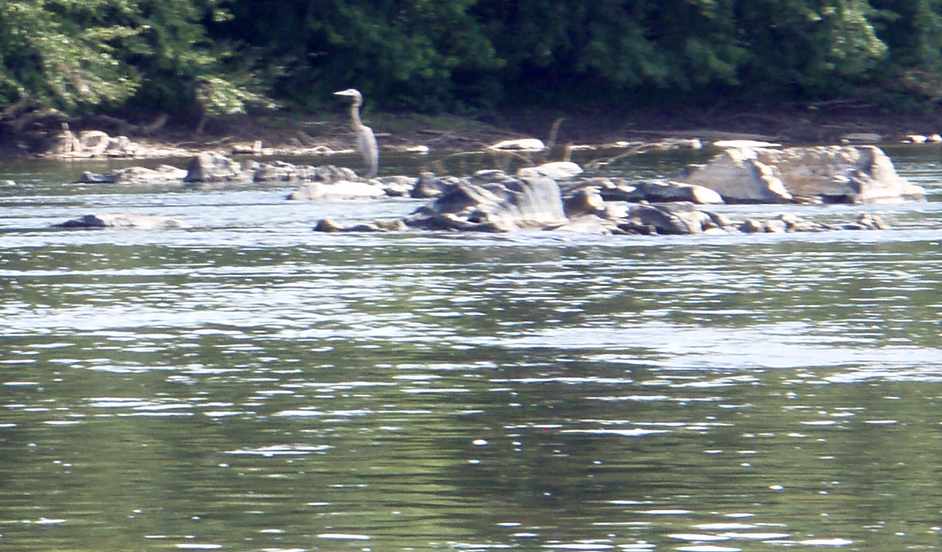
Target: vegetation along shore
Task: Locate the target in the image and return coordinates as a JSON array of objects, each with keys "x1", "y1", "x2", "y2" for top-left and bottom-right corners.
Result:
[{"x1": 7, "y1": 2, "x2": 942, "y2": 158}]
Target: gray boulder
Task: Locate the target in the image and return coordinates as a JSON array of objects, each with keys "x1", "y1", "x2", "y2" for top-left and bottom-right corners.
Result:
[
  {"x1": 405, "y1": 177, "x2": 568, "y2": 232},
  {"x1": 600, "y1": 180, "x2": 724, "y2": 204},
  {"x1": 621, "y1": 202, "x2": 717, "y2": 235},
  {"x1": 411, "y1": 172, "x2": 462, "y2": 198},
  {"x1": 185, "y1": 152, "x2": 247, "y2": 183}
]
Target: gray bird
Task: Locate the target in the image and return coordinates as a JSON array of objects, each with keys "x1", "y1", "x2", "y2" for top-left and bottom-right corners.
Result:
[{"x1": 334, "y1": 88, "x2": 378, "y2": 178}]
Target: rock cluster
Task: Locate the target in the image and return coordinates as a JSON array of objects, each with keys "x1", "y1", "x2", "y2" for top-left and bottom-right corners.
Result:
[
  {"x1": 45, "y1": 126, "x2": 188, "y2": 158},
  {"x1": 55, "y1": 213, "x2": 187, "y2": 229},
  {"x1": 57, "y1": 146, "x2": 914, "y2": 237},
  {"x1": 314, "y1": 174, "x2": 893, "y2": 236}
]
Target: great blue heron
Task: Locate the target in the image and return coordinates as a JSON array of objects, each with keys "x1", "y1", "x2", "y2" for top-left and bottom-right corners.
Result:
[{"x1": 334, "y1": 88, "x2": 378, "y2": 178}]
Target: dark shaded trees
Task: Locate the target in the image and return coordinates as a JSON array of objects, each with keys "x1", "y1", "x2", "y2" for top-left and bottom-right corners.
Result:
[{"x1": 5, "y1": 0, "x2": 942, "y2": 121}]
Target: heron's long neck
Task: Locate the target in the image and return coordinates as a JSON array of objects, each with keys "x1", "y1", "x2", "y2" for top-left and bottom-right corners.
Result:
[{"x1": 349, "y1": 100, "x2": 364, "y2": 130}]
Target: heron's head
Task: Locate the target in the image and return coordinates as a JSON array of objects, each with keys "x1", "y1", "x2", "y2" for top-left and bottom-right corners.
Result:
[{"x1": 334, "y1": 89, "x2": 362, "y2": 103}]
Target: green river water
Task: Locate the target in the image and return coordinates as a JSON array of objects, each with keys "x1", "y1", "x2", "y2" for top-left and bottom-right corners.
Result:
[{"x1": 1, "y1": 146, "x2": 941, "y2": 551}]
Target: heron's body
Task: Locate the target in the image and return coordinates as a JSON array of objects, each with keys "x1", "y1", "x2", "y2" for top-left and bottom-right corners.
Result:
[{"x1": 334, "y1": 88, "x2": 378, "y2": 178}]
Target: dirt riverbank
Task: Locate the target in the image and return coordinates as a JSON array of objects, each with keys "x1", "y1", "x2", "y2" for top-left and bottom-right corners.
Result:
[{"x1": 5, "y1": 103, "x2": 942, "y2": 159}]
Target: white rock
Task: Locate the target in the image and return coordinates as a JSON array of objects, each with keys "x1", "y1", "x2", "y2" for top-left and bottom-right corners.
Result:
[
  {"x1": 841, "y1": 132, "x2": 882, "y2": 144},
  {"x1": 488, "y1": 138, "x2": 545, "y2": 152},
  {"x1": 713, "y1": 140, "x2": 781, "y2": 149},
  {"x1": 287, "y1": 181, "x2": 386, "y2": 200},
  {"x1": 517, "y1": 161, "x2": 583, "y2": 180},
  {"x1": 680, "y1": 147, "x2": 792, "y2": 203}
]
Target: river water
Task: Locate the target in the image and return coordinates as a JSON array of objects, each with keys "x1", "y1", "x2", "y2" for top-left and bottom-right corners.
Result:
[{"x1": 1, "y1": 146, "x2": 941, "y2": 551}]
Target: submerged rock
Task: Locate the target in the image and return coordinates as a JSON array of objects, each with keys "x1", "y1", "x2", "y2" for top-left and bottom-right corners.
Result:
[
  {"x1": 55, "y1": 213, "x2": 187, "y2": 229},
  {"x1": 287, "y1": 181, "x2": 386, "y2": 200}
]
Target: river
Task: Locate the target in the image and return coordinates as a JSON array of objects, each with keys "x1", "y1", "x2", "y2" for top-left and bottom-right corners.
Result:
[{"x1": 1, "y1": 146, "x2": 941, "y2": 551}]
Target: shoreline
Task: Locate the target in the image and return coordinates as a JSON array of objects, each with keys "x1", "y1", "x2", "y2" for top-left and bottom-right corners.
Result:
[{"x1": 4, "y1": 105, "x2": 942, "y2": 161}]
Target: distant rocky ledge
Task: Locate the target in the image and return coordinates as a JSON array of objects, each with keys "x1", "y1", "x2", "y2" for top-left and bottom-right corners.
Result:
[{"x1": 61, "y1": 143, "x2": 923, "y2": 236}]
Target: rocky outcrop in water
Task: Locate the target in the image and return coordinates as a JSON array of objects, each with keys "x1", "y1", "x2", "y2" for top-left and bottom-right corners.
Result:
[
  {"x1": 405, "y1": 177, "x2": 568, "y2": 232},
  {"x1": 78, "y1": 165, "x2": 188, "y2": 185},
  {"x1": 55, "y1": 213, "x2": 187, "y2": 229},
  {"x1": 313, "y1": 164, "x2": 894, "y2": 236},
  {"x1": 681, "y1": 145, "x2": 925, "y2": 203}
]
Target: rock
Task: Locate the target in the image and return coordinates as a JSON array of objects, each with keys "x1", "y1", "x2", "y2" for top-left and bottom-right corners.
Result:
[
  {"x1": 286, "y1": 181, "x2": 386, "y2": 201},
  {"x1": 841, "y1": 133, "x2": 882, "y2": 144},
  {"x1": 638, "y1": 181, "x2": 724, "y2": 204},
  {"x1": 680, "y1": 145, "x2": 924, "y2": 204},
  {"x1": 471, "y1": 169, "x2": 512, "y2": 185},
  {"x1": 407, "y1": 177, "x2": 567, "y2": 232},
  {"x1": 77, "y1": 165, "x2": 188, "y2": 185},
  {"x1": 113, "y1": 165, "x2": 187, "y2": 185},
  {"x1": 185, "y1": 152, "x2": 246, "y2": 182},
  {"x1": 680, "y1": 147, "x2": 792, "y2": 203},
  {"x1": 487, "y1": 138, "x2": 546, "y2": 152},
  {"x1": 855, "y1": 213, "x2": 890, "y2": 230},
  {"x1": 0, "y1": 179, "x2": 15, "y2": 187},
  {"x1": 377, "y1": 176, "x2": 415, "y2": 197},
  {"x1": 764, "y1": 219, "x2": 788, "y2": 233},
  {"x1": 320, "y1": 219, "x2": 410, "y2": 233},
  {"x1": 49, "y1": 124, "x2": 81, "y2": 156},
  {"x1": 314, "y1": 218, "x2": 343, "y2": 232},
  {"x1": 517, "y1": 161, "x2": 583, "y2": 180},
  {"x1": 411, "y1": 172, "x2": 460, "y2": 198},
  {"x1": 739, "y1": 219, "x2": 765, "y2": 233},
  {"x1": 105, "y1": 135, "x2": 138, "y2": 157},
  {"x1": 713, "y1": 140, "x2": 781, "y2": 149},
  {"x1": 55, "y1": 213, "x2": 187, "y2": 229},
  {"x1": 622, "y1": 202, "x2": 715, "y2": 235},
  {"x1": 564, "y1": 188, "x2": 606, "y2": 217},
  {"x1": 555, "y1": 215, "x2": 616, "y2": 234},
  {"x1": 78, "y1": 171, "x2": 115, "y2": 184},
  {"x1": 78, "y1": 130, "x2": 111, "y2": 156},
  {"x1": 232, "y1": 140, "x2": 264, "y2": 155}
]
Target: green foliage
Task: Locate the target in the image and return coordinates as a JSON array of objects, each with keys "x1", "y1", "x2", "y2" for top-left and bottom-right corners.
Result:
[
  {"x1": 6, "y1": 0, "x2": 942, "y2": 120},
  {"x1": 0, "y1": 0, "x2": 142, "y2": 111}
]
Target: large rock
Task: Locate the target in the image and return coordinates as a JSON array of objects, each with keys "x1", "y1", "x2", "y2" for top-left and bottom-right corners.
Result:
[
  {"x1": 54, "y1": 213, "x2": 187, "y2": 229},
  {"x1": 78, "y1": 165, "x2": 187, "y2": 185},
  {"x1": 621, "y1": 202, "x2": 718, "y2": 235},
  {"x1": 185, "y1": 152, "x2": 247, "y2": 183},
  {"x1": 599, "y1": 180, "x2": 723, "y2": 205},
  {"x1": 680, "y1": 147, "x2": 792, "y2": 203},
  {"x1": 518, "y1": 161, "x2": 583, "y2": 180},
  {"x1": 682, "y1": 145, "x2": 924, "y2": 203},
  {"x1": 405, "y1": 177, "x2": 568, "y2": 232},
  {"x1": 411, "y1": 173, "x2": 462, "y2": 198}
]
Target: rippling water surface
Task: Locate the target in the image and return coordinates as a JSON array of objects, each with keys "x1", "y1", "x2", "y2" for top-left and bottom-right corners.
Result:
[{"x1": 1, "y1": 147, "x2": 942, "y2": 551}]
